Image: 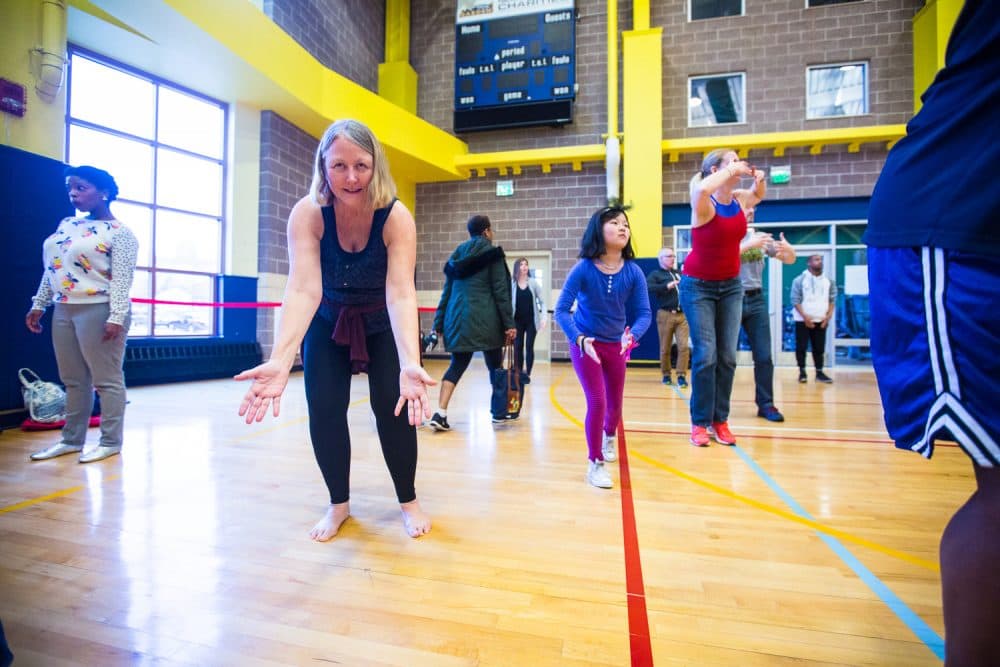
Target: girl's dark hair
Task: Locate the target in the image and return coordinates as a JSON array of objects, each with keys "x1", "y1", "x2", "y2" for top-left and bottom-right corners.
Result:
[
  {"x1": 578, "y1": 206, "x2": 635, "y2": 260},
  {"x1": 64, "y1": 165, "x2": 119, "y2": 202}
]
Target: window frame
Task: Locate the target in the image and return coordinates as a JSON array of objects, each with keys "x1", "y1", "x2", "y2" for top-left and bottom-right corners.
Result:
[
  {"x1": 805, "y1": 61, "x2": 870, "y2": 120},
  {"x1": 688, "y1": 0, "x2": 745, "y2": 21},
  {"x1": 687, "y1": 71, "x2": 747, "y2": 128},
  {"x1": 806, "y1": 0, "x2": 865, "y2": 8},
  {"x1": 65, "y1": 46, "x2": 229, "y2": 338}
]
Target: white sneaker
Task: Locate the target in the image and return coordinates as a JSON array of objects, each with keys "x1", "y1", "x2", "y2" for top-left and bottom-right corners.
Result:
[
  {"x1": 601, "y1": 433, "x2": 617, "y2": 462},
  {"x1": 78, "y1": 446, "x2": 121, "y2": 463},
  {"x1": 30, "y1": 443, "x2": 83, "y2": 461},
  {"x1": 587, "y1": 460, "x2": 613, "y2": 489}
]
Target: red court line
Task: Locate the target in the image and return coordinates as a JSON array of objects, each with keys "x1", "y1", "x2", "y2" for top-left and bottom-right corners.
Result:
[
  {"x1": 625, "y1": 426, "x2": 959, "y2": 448},
  {"x1": 617, "y1": 422, "x2": 654, "y2": 666},
  {"x1": 131, "y1": 297, "x2": 281, "y2": 308},
  {"x1": 623, "y1": 393, "x2": 882, "y2": 407},
  {"x1": 130, "y1": 298, "x2": 438, "y2": 314}
]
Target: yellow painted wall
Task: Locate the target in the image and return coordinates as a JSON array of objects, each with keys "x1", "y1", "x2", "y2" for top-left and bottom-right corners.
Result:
[
  {"x1": 912, "y1": 0, "x2": 962, "y2": 111},
  {"x1": 0, "y1": 0, "x2": 67, "y2": 160}
]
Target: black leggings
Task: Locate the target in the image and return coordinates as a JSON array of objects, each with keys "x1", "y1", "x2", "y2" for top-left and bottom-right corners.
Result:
[
  {"x1": 302, "y1": 317, "x2": 417, "y2": 505},
  {"x1": 514, "y1": 322, "x2": 537, "y2": 375},
  {"x1": 442, "y1": 348, "x2": 503, "y2": 385}
]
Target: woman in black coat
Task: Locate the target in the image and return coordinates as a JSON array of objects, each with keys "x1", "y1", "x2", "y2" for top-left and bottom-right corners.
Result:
[{"x1": 427, "y1": 215, "x2": 515, "y2": 431}]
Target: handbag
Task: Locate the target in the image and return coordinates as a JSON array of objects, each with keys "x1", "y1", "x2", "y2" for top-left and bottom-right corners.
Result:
[
  {"x1": 490, "y1": 343, "x2": 522, "y2": 419},
  {"x1": 18, "y1": 368, "x2": 66, "y2": 423}
]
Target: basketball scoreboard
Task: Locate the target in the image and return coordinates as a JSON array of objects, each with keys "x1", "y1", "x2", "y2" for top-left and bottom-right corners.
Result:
[{"x1": 454, "y1": 1, "x2": 576, "y2": 132}]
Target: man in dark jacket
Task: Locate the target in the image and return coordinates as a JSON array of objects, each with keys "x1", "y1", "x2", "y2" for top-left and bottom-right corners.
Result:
[{"x1": 428, "y1": 215, "x2": 516, "y2": 431}]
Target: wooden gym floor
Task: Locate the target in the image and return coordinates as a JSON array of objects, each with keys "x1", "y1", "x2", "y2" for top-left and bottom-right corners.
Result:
[{"x1": 0, "y1": 359, "x2": 966, "y2": 666}]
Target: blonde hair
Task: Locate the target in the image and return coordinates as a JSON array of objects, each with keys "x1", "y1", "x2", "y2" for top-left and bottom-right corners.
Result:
[
  {"x1": 309, "y1": 119, "x2": 396, "y2": 208},
  {"x1": 688, "y1": 148, "x2": 734, "y2": 197}
]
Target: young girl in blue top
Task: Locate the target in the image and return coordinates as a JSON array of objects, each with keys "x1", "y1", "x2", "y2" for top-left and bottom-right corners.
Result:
[{"x1": 555, "y1": 207, "x2": 651, "y2": 489}]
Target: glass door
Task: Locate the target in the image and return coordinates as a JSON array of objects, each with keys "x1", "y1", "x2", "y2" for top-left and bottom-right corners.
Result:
[{"x1": 775, "y1": 249, "x2": 834, "y2": 367}]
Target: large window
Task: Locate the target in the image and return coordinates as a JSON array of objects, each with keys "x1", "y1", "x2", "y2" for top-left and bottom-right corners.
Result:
[
  {"x1": 690, "y1": 0, "x2": 743, "y2": 21},
  {"x1": 66, "y1": 49, "x2": 227, "y2": 337},
  {"x1": 689, "y1": 72, "x2": 745, "y2": 127},
  {"x1": 806, "y1": 62, "x2": 868, "y2": 119}
]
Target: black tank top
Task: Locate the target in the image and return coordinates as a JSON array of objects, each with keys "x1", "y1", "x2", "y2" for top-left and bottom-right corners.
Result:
[{"x1": 316, "y1": 199, "x2": 396, "y2": 334}]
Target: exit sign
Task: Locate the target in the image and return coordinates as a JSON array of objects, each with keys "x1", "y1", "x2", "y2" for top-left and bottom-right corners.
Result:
[{"x1": 496, "y1": 180, "x2": 514, "y2": 197}]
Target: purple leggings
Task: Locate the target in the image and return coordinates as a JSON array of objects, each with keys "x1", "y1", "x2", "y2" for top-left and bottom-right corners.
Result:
[{"x1": 569, "y1": 340, "x2": 627, "y2": 461}]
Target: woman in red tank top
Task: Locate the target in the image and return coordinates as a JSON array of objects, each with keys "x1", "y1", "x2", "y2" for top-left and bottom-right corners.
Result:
[{"x1": 680, "y1": 149, "x2": 766, "y2": 447}]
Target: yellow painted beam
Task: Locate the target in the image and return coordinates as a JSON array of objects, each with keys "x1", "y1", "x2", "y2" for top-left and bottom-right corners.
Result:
[
  {"x1": 661, "y1": 125, "x2": 907, "y2": 160},
  {"x1": 455, "y1": 125, "x2": 906, "y2": 178},
  {"x1": 383, "y1": 0, "x2": 409, "y2": 63},
  {"x1": 912, "y1": 0, "x2": 962, "y2": 112},
  {"x1": 622, "y1": 28, "x2": 663, "y2": 259},
  {"x1": 633, "y1": 0, "x2": 650, "y2": 31},
  {"x1": 67, "y1": 0, "x2": 155, "y2": 42},
  {"x1": 454, "y1": 144, "x2": 607, "y2": 177},
  {"x1": 606, "y1": 0, "x2": 619, "y2": 138},
  {"x1": 379, "y1": 0, "x2": 418, "y2": 113},
  {"x1": 153, "y1": 0, "x2": 465, "y2": 181},
  {"x1": 378, "y1": 61, "x2": 418, "y2": 114}
]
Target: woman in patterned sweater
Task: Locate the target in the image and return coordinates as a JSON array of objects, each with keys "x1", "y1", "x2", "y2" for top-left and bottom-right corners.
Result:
[{"x1": 26, "y1": 165, "x2": 138, "y2": 463}]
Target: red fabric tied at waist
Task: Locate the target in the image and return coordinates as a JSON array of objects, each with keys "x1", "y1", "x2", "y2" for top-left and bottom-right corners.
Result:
[{"x1": 330, "y1": 301, "x2": 388, "y2": 374}]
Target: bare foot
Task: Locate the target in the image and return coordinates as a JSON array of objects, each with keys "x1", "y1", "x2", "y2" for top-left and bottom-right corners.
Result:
[
  {"x1": 309, "y1": 502, "x2": 350, "y2": 542},
  {"x1": 400, "y1": 499, "x2": 431, "y2": 538}
]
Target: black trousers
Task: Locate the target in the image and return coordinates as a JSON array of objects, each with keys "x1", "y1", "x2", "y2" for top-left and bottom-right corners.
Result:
[
  {"x1": 442, "y1": 348, "x2": 503, "y2": 384},
  {"x1": 514, "y1": 321, "x2": 537, "y2": 375},
  {"x1": 795, "y1": 321, "x2": 828, "y2": 371},
  {"x1": 302, "y1": 316, "x2": 417, "y2": 505}
]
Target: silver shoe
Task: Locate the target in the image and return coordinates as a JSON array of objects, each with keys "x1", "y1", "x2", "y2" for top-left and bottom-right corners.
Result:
[
  {"x1": 78, "y1": 445, "x2": 121, "y2": 463},
  {"x1": 30, "y1": 443, "x2": 83, "y2": 461}
]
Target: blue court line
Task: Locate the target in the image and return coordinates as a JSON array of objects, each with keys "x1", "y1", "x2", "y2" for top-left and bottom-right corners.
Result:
[{"x1": 668, "y1": 384, "x2": 945, "y2": 660}]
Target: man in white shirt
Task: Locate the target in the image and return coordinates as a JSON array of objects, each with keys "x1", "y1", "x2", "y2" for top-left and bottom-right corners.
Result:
[{"x1": 789, "y1": 254, "x2": 836, "y2": 383}]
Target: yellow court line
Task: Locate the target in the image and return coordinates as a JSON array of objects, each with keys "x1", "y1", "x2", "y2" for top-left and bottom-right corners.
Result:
[
  {"x1": 0, "y1": 475, "x2": 120, "y2": 515},
  {"x1": 548, "y1": 370, "x2": 939, "y2": 572}
]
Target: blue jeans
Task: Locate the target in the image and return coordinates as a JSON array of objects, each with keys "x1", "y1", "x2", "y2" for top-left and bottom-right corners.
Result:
[
  {"x1": 679, "y1": 276, "x2": 743, "y2": 426},
  {"x1": 740, "y1": 291, "x2": 775, "y2": 410}
]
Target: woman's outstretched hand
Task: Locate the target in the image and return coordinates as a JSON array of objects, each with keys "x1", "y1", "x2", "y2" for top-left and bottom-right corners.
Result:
[
  {"x1": 395, "y1": 364, "x2": 438, "y2": 426},
  {"x1": 235, "y1": 360, "x2": 290, "y2": 424}
]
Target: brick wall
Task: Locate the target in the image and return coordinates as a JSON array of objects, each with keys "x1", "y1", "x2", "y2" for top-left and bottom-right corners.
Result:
[
  {"x1": 256, "y1": 0, "x2": 919, "y2": 359},
  {"x1": 657, "y1": 0, "x2": 917, "y2": 137},
  {"x1": 663, "y1": 144, "x2": 892, "y2": 204},
  {"x1": 412, "y1": 0, "x2": 632, "y2": 150},
  {"x1": 257, "y1": 111, "x2": 316, "y2": 356},
  {"x1": 263, "y1": 0, "x2": 385, "y2": 91},
  {"x1": 415, "y1": 164, "x2": 606, "y2": 359},
  {"x1": 656, "y1": 0, "x2": 919, "y2": 204}
]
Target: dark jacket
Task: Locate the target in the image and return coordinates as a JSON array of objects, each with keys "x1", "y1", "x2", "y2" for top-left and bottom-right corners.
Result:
[
  {"x1": 646, "y1": 267, "x2": 682, "y2": 311},
  {"x1": 433, "y1": 236, "x2": 515, "y2": 352}
]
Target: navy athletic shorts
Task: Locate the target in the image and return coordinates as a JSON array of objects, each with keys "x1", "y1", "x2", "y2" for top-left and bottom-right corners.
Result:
[{"x1": 869, "y1": 246, "x2": 1000, "y2": 467}]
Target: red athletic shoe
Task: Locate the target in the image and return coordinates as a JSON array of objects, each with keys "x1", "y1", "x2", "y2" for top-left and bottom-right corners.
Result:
[
  {"x1": 690, "y1": 425, "x2": 710, "y2": 447},
  {"x1": 709, "y1": 421, "x2": 736, "y2": 445}
]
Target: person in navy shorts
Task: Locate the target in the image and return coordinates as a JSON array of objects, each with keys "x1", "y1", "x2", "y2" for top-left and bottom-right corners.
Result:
[{"x1": 865, "y1": 1, "x2": 999, "y2": 663}]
